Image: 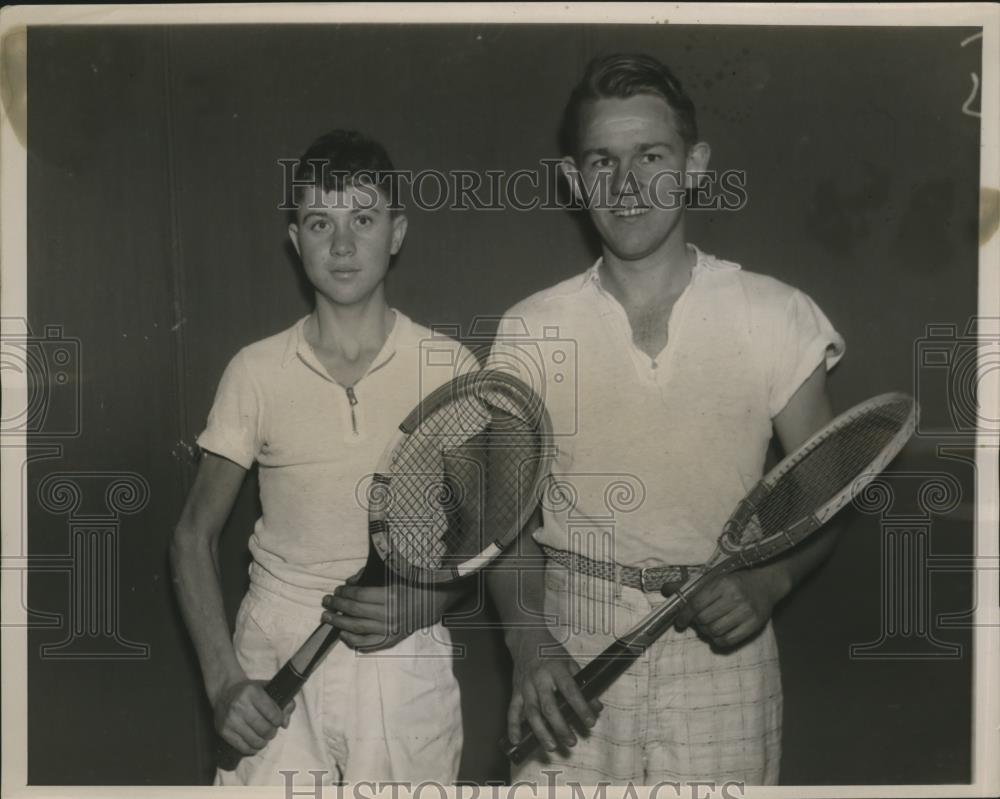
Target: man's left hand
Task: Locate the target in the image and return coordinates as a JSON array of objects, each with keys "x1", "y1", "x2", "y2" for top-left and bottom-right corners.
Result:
[
  {"x1": 662, "y1": 569, "x2": 788, "y2": 649},
  {"x1": 322, "y1": 570, "x2": 446, "y2": 652}
]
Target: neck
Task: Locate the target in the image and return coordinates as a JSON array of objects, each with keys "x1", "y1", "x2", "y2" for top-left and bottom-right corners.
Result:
[
  {"x1": 309, "y1": 289, "x2": 394, "y2": 354},
  {"x1": 600, "y1": 235, "x2": 695, "y2": 307}
]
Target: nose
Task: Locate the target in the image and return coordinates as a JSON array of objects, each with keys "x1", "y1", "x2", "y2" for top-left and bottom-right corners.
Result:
[
  {"x1": 329, "y1": 228, "x2": 356, "y2": 257},
  {"x1": 609, "y1": 161, "x2": 637, "y2": 203}
]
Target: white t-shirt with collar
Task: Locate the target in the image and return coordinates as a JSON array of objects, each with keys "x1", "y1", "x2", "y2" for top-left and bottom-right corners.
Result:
[
  {"x1": 197, "y1": 309, "x2": 474, "y2": 591},
  {"x1": 489, "y1": 245, "x2": 846, "y2": 567}
]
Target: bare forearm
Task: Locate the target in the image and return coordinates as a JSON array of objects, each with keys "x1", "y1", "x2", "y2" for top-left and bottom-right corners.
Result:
[
  {"x1": 170, "y1": 532, "x2": 245, "y2": 704},
  {"x1": 766, "y1": 364, "x2": 841, "y2": 604},
  {"x1": 486, "y1": 534, "x2": 549, "y2": 648},
  {"x1": 751, "y1": 522, "x2": 840, "y2": 605},
  {"x1": 488, "y1": 531, "x2": 598, "y2": 749}
]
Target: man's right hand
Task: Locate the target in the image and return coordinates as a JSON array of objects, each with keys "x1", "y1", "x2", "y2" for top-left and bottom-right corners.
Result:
[
  {"x1": 213, "y1": 679, "x2": 295, "y2": 756},
  {"x1": 507, "y1": 628, "x2": 603, "y2": 752}
]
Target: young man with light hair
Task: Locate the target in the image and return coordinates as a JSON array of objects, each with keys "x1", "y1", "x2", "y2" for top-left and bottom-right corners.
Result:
[{"x1": 488, "y1": 53, "x2": 845, "y2": 785}]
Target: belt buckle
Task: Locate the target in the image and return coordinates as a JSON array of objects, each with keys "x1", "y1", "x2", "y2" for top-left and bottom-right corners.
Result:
[{"x1": 639, "y1": 566, "x2": 659, "y2": 593}]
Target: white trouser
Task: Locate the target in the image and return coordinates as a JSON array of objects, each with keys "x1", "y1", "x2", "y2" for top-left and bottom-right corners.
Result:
[{"x1": 216, "y1": 565, "x2": 463, "y2": 786}]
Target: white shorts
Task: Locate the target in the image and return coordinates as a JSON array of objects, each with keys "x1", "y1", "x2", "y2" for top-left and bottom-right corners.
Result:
[
  {"x1": 512, "y1": 564, "x2": 782, "y2": 786},
  {"x1": 215, "y1": 567, "x2": 463, "y2": 786}
]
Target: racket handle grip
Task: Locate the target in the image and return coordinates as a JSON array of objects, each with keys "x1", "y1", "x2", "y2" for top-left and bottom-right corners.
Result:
[
  {"x1": 265, "y1": 661, "x2": 308, "y2": 709},
  {"x1": 500, "y1": 639, "x2": 644, "y2": 764},
  {"x1": 215, "y1": 656, "x2": 322, "y2": 770},
  {"x1": 217, "y1": 553, "x2": 382, "y2": 771}
]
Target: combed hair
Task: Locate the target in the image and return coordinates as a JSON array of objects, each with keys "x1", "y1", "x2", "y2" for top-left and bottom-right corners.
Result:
[
  {"x1": 561, "y1": 53, "x2": 698, "y2": 156},
  {"x1": 291, "y1": 130, "x2": 399, "y2": 209}
]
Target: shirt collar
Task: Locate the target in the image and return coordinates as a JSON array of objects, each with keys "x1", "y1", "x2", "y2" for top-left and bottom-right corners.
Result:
[
  {"x1": 585, "y1": 243, "x2": 711, "y2": 291},
  {"x1": 280, "y1": 310, "x2": 410, "y2": 378}
]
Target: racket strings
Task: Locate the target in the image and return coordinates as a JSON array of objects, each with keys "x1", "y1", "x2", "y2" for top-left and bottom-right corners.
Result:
[
  {"x1": 385, "y1": 396, "x2": 482, "y2": 564},
  {"x1": 742, "y1": 398, "x2": 912, "y2": 545},
  {"x1": 383, "y1": 384, "x2": 546, "y2": 570}
]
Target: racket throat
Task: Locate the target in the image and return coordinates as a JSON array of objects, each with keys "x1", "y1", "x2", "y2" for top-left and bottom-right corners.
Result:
[{"x1": 357, "y1": 544, "x2": 389, "y2": 587}]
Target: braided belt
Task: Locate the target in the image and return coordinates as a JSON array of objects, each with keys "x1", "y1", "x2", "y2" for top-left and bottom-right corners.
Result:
[{"x1": 540, "y1": 544, "x2": 702, "y2": 593}]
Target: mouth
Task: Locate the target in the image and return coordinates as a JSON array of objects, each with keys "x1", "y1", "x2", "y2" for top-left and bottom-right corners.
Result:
[{"x1": 609, "y1": 206, "x2": 650, "y2": 219}]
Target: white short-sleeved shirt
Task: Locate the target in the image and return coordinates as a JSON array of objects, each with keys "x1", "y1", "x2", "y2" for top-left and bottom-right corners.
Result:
[
  {"x1": 197, "y1": 310, "x2": 475, "y2": 591},
  {"x1": 488, "y1": 245, "x2": 845, "y2": 567}
]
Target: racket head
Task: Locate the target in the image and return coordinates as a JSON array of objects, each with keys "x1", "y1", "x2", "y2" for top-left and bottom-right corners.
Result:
[
  {"x1": 368, "y1": 369, "x2": 555, "y2": 583},
  {"x1": 719, "y1": 392, "x2": 917, "y2": 565}
]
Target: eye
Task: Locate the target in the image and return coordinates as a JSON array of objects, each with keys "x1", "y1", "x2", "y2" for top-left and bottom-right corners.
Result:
[
  {"x1": 353, "y1": 214, "x2": 373, "y2": 228},
  {"x1": 588, "y1": 156, "x2": 613, "y2": 170},
  {"x1": 639, "y1": 152, "x2": 663, "y2": 164},
  {"x1": 309, "y1": 219, "x2": 330, "y2": 232}
]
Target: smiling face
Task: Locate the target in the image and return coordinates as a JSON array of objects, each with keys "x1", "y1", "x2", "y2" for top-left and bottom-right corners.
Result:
[
  {"x1": 563, "y1": 94, "x2": 709, "y2": 265},
  {"x1": 288, "y1": 182, "x2": 407, "y2": 309}
]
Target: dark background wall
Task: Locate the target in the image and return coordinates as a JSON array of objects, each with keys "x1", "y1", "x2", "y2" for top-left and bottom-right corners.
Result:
[{"x1": 25, "y1": 24, "x2": 980, "y2": 785}]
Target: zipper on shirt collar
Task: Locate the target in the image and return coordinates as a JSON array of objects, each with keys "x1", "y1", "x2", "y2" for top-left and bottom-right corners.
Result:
[
  {"x1": 345, "y1": 386, "x2": 359, "y2": 436},
  {"x1": 293, "y1": 310, "x2": 402, "y2": 382}
]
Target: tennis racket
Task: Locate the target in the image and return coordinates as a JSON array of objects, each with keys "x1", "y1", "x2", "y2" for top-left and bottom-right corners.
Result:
[
  {"x1": 501, "y1": 391, "x2": 917, "y2": 764},
  {"x1": 218, "y1": 369, "x2": 555, "y2": 770}
]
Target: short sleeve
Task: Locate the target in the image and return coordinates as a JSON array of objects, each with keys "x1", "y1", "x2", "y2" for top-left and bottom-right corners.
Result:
[
  {"x1": 196, "y1": 350, "x2": 263, "y2": 469},
  {"x1": 769, "y1": 290, "x2": 846, "y2": 418}
]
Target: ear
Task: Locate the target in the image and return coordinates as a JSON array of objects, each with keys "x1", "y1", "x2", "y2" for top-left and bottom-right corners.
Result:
[
  {"x1": 684, "y1": 142, "x2": 712, "y2": 188},
  {"x1": 389, "y1": 213, "x2": 408, "y2": 255},
  {"x1": 287, "y1": 222, "x2": 302, "y2": 258},
  {"x1": 559, "y1": 156, "x2": 584, "y2": 204}
]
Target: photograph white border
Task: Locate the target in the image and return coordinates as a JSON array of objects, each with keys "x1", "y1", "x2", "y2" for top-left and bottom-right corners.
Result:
[{"x1": 1, "y1": 4, "x2": 997, "y2": 798}]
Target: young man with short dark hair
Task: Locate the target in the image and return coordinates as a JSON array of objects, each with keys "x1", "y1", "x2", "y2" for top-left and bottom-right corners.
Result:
[{"x1": 171, "y1": 130, "x2": 468, "y2": 786}]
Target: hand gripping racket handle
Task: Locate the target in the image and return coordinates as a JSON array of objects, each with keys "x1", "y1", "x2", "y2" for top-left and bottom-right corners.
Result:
[
  {"x1": 217, "y1": 550, "x2": 387, "y2": 770},
  {"x1": 216, "y1": 625, "x2": 343, "y2": 771},
  {"x1": 499, "y1": 582, "x2": 703, "y2": 764},
  {"x1": 499, "y1": 638, "x2": 645, "y2": 764}
]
